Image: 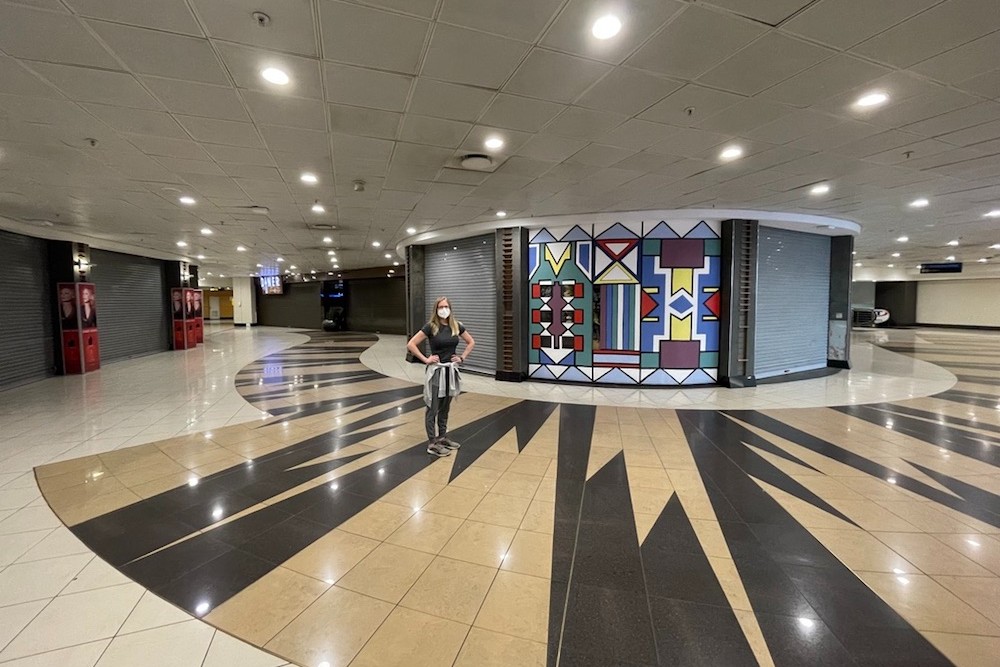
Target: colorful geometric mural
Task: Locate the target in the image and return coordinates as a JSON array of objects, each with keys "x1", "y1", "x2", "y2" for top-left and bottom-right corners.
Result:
[{"x1": 528, "y1": 220, "x2": 722, "y2": 385}]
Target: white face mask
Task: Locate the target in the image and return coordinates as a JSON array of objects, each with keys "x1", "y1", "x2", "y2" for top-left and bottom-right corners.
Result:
[{"x1": 437, "y1": 307, "x2": 451, "y2": 319}]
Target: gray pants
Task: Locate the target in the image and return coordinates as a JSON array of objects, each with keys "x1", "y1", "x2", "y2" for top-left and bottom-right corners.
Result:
[{"x1": 425, "y1": 371, "x2": 452, "y2": 441}]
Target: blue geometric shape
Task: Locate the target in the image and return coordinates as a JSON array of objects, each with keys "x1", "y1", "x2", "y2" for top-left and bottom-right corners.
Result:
[
  {"x1": 645, "y1": 221, "x2": 680, "y2": 239},
  {"x1": 560, "y1": 225, "x2": 592, "y2": 242},
  {"x1": 669, "y1": 293, "x2": 693, "y2": 313},
  {"x1": 596, "y1": 222, "x2": 639, "y2": 240},
  {"x1": 528, "y1": 244, "x2": 539, "y2": 279},
  {"x1": 594, "y1": 368, "x2": 637, "y2": 384},
  {"x1": 683, "y1": 221, "x2": 719, "y2": 239},
  {"x1": 539, "y1": 349, "x2": 555, "y2": 365},
  {"x1": 560, "y1": 367, "x2": 592, "y2": 383},
  {"x1": 530, "y1": 228, "x2": 558, "y2": 243},
  {"x1": 531, "y1": 365, "x2": 558, "y2": 380},
  {"x1": 576, "y1": 241, "x2": 592, "y2": 278},
  {"x1": 564, "y1": 352, "x2": 576, "y2": 365},
  {"x1": 642, "y1": 369, "x2": 678, "y2": 386},
  {"x1": 683, "y1": 369, "x2": 716, "y2": 385}
]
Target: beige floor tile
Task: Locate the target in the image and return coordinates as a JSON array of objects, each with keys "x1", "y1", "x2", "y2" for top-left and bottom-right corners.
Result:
[
  {"x1": 858, "y1": 571, "x2": 1000, "y2": 636},
  {"x1": 385, "y1": 510, "x2": 464, "y2": 554},
  {"x1": 501, "y1": 529, "x2": 552, "y2": 579},
  {"x1": 282, "y1": 528, "x2": 379, "y2": 584},
  {"x1": 810, "y1": 528, "x2": 920, "y2": 573},
  {"x1": 455, "y1": 626, "x2": 546, "y2": 667},
  {"x1": 118, "y1": 591, "x2": 194, "y2": 635},
  {"x1": 708, "y1": 556, "x2": 753, "y2": 611},
  {"x1": 350, "y1": 606, "x2": 469, "y2": 667},
  {"x1": 690, "y1": 519, "x2": 733, "y2": 559},
  {"x1": 507, "y1": 455, "x2": 551, "y2": 476},
  {"x1": 533, "y1": 477, "x2": 556, "y2": 502},
  {"x1": 440, "y1": 520, "x2": 517, "y2": 568},
  {"x1": 450, "y1": 466, "x2": 502, "y2": 493},
  {"x1": 475, "y1": 570, "x2": 549, "y2": 643},
  {"x1": 0, "y1": 639, "x2": 111, "y2": 667},
  {"x1": 380, "y1": 478, "x2": 446, "y2": 510},
  {"x1": 472, "y1": 450, "x2": 517, "y2": 472},
  {"x1": 0, "y1": 583, "x2": 144, "y2": 661},
  {"x1": 933, "y1": 575, "x2": 1000, "y2": 626},
  {"x1": 0, "y1": 553, "x2": 93, "y2": 606},
  {"x1": 337, "y1": 542, "x2": 433, "y2": 603},
  {"x1": 400, "y1": 556, "x2": 497, "y2": 624},
  {"x1": 265, "y1": 585, "x2": 392, "y2": 667},
  {"x1": 873, "y1": 532, "x2": 992, "y2": 576},
  {"x1": 420, "y1": 485, "x2": 485, "y2": 519},
  {"x1": 15, "y1": 526, "x2": 89, "y2": 563},
  {"x1": 733, "y1": 609, "x2": 776, "y2": 667},
  {"x1": 0, "y1": 531, "x2": 49, "y2": 567},
  {"x1": 629, "y1": 484, "x2": 671, "y2": 516},
  {"x1": 586, "y1": 446, "x2": 622, "y2": 479},
  {"x1": 94, "y1": 619, "x2": 215, "y2": 667},
  {"x1": 822, "y1": 499, "x2": 922, "y2": 532},
  {"x1": 0, "y1": 600, "x2": 48, "y2": 653},
  {"x1": 931, "y1": 533, "x2": 1000, "y2": 576},
  {"x1": 468, "y1": 492, "x2": 531, "y2": 529},
  {"x1": 206, "y1": 566, "x2": 330, "y2": 645},
  {"x1": 491, "y1": 470, "x2": 543, "y2": 499},
  {"x1": 202, "y1": 630, "x2": 288, "y2": 667},
  {"x1": 519, "y1": 499, "x2": 555, "y2": 535},
  {"x1": 877, "y1": 500, "x2": 982, "y2": 533},
  {"x1": 337, "y1": 501, "x2": 414, "y2": 541},
  {"x1": 635, "y1": 513, "x2": 659, "y2": 544},
  {"x1": 62, "y1": 556, "x2": 133, "y2": 595},
  {"x1": 0, "y1": 505, "x2": 62, "y2": 535},
  {"x1": 924, "y1": 631, "x2": 1000, "y2": 667}
]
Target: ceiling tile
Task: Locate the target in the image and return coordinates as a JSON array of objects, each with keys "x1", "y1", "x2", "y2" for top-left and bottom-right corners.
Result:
[
  {"x1": 638, "y1": 84, "x2": 745, "y2": 127},
  {"x1": 698, "y1": 33, "x2": 834, "y2": 96},
  {"x1": 141, "y1": 77, "x2": 250, "y2": 121},
  {"x1": 862, "y1": 138, "x2": 956, "y2": 165},
  {"x1": 191, "y1": 0, "x2": 317, "y2": 56},
  {"x1": 175, "y1": 115, "x2": 264, "y2": 148},
  {"x1": 703, "y1": 0, "x2": 814, "y2": 25},
  {"x1": 830, "y1": 129, "x2": 926, "y2": 159},
  {"x1": 438, "y1": 0, "x2": 563, "y2": 41},
  {"x1": 479, "y1": 94, "x2": 564, "y2": 132},
  {"x1": 220, "y1": 163, "x2": 281, "y2": 180},
  {"x1": 324, "y1": 63, "x2": 412, "y2": 112},
  {"x1": 350, "y1": 0, "x2": 438, "y2": 18},
  {"x1": 567, "y1": 144, "x2": 637, "y2": 168},
  {"x1": 598, "y1": 119, "x2": 677, "y2": 150},
  {"x1": 858, "y1": 88, "x2": 980, "y2": 131},
  {"x1": 784, "y1": 0, "x2": 937, "y2": 49},
  {"x1": 199, "y1": 144, "x2": 274, "y2": 166},
  {"x1": 81, "y1": 103, "x2": 187, "y2": 138},
  {"x1": 155, "y1": 156, "x2": 226, "y2": 176},
  {"x1": 745, "y1": 108, "x2": 841, "y2": 144},
  {"x1": 88, "y1": 21, "x2": 229, "y2": 85},
  {"x1": 458, "y1": 125, "x2": 533, "y2": 156},
  {"x1": 626, "y1": 5, "x2": 766, "y2": 79},
  {"x1": 319, "y1": 1, "x2": 429, "y2": 74},
  {"x1": 756, "y1": 54, "x2": 890, "y2": 106},
  {"x1": 328, "y1": 104, "x2": 401, "y2": 139},
  {"x1": 331, "y1": 134, "x2": 394, "y2": 161},
  {"x1": 244, "y1": 92, "x2": 327, "y2": 131},
  {"x1": 27, "y1": 63, "x2": 161, "y2": 109},
  {"x1": 399, "y1": 115, "x2": 471, "y2": 148},
  {"x1": 214, "y1": 43, "x2": 323, "y2": 99},
  {"x1": 128, "y1": 135, "x2": 210, "y2": 160},
  {"x1": 789, "y1": 119, "x2": 881, "y2": 152},
  {"x1": 647, "y1": 126, "x2": 731, "y2": 158},
  {"x1": 64, "y1": 0, "x2": 202, "y2": 35},
  {"x1": 903, "y1": 101, "x2": 1000, "y2": 138},
  {"x1": 936, "y1": 119, "x2": 1000, "y2": 148},
  {"x1": 422, "y1": 24, "x2": 530, "y2": 89},
  {"x1": 408, "y1": 79, "x2": 495, "y2": 122},
  {"x1": 851, "y1": 0, "x2": 1000, "y2": 68},
  {"x1": 575, "y1": 69, "x2": 683, "y2": 117},
  {"x1": 910, "y1": 30, "x2": 1000, "y2": 85},
  {"x1": 494, "y1": 156, "x2": 557, "y2": 178},
  {"x1": 517, "y1": 134, "x2": 589, "y2": 161},
  {"x1": 541, "y1": 0, "x2": 686, "y2": 65},
  {"x1": 0, "y1": 5, "x2": 118, "y2": 68},
  {"x1": 611, "y1": 151, "x2": 683, "y2": 173},
  {"x1": 0, "y1": 56, "x2": 60, "y2": 98},
  {"x1": 503, "y1": 49, "x2": 611, "y2": 104},
  {"x1": 543, "y1": 107, "x2": 627, "y2": 141},
  {"x1": 696, "y1": 98, "x2": 796, "y2": 136},
  {"x1": 956, "y1": 69, "x2": 1000, "y2": 99}
]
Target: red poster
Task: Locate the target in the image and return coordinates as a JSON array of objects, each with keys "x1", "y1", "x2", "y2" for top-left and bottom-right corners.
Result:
[
  {"x1": 57, "y1": 283, "x2": 100, "y2": 374},
  {"x1": 171, "y1": 287, "x2": 191, "y2": 349}
]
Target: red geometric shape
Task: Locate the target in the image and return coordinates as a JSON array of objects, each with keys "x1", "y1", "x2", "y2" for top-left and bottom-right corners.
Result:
[
  {"x1": 532, "y1": 309, "x2": 541, "y2": 323},
  {"x1": 705, "y1": 291, "x2": 721, "y2": 318},
  {"x1": 532, "y1": 334, "x2": 542, "y2": 350},
  {"x1": 531, "y1": 283, "x2": 541, "y2": 298},
  {"x1": 574, "y1": 335, "x2": 584, "y2": 351},
  {"x1": 573, "y1": 309, "x2": 584, "y2": 324},
  {"x1": 640, "y1": 291, "x2": 658, "y2": 319},
  {"x1": 596, "y1": 239, "x2": 638, "y2": 261},
  {"x1": 574, "y1": 282, "x2": 584, "y2": 298}
]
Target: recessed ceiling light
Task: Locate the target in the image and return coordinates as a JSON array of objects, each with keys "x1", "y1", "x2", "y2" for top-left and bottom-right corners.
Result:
[
  {"x1": 277, "y1": 257, "x2": 285, "y2": 262},
  {"x1": 592, "y1": 14, "x2": 622, "y2": 39},
  {"x1": 372, "y1": 241, "x2": 381, "y2": 248},
  {"x1": 892, "y1": 252, "x2": 900, "y2": 258},
  {"x1": 991, "y1": 243, "x2": 1000, "y2": 249},
  {"x1": 333, "y1": 265, "x2": 340, "y2": 269},
  {"x1": 236, "y1": 245, "x2": 246, "y2": 252},
  {"x1": 406, "y1": 227, "x2": 416, "y2": 234},
  {"x1": 484, "y1": 137, "x2": 504, "y2": 150},
  {"x1": 179, "y1": 196, "x2": 196, "y2": 205},
  {"x1": 719, "y1": 145, "x2": 743, "y2": 161},
  {"x1": 854, "y1": 262, "x2": 862, "y2": 267},
  {"x1": 312, "y1": 203, "x2": 325, "y2": 213},
  {"x1": 323, "y1": 236, "x2": 332, "y2": 243},
  {"x1": 947, "y1": 240, "x2": 959, "y2": 246},
  {"x1": 300, "y1": 172, "x2": 318, "y2": 184},
  {"x1": 979, "y1": 258, "x2": 988, "y2": 263},
  {"x1": 261, "y1": 67, "x2": 290, "y2": 85},
  {"x1": 290, "y1": 265, "x2": 297, "y2": 269},
  {"x1": 327, "y1": 250, "x2": 335, "y2": 256},
  {"x1": 393, "y1": 261, "x2": 400, "y2": 266},
  {"x1": 496, "y1": 210, "x2": 507, "y2": 217},
  {"x1": 985, "y1": 209, "x2": 1000, "y2": 218},
  {"x1": 176, "y1": 241, "x2": 188, "y2": 247},
  {"x1": 207, "y1": 272, "x2": 213, "y2": 276},
  {"x1": 219, "y1": 274, "x2": 225, "y2": 278},
  {"x1": 311, "y1": 270, "x2": 316, "y2": 274},
  {"x1": 200, "y1": 228, "x2": 213, "y2": 236},
  {"x1": 256, "y1": 263, "x2": 263, "y2": 268},
  {"x1": 909, "y1": 197, "x2": 929, "y2": 208},
  {"x1": 896, "y1": 236, "x2": 909, "y2": 243},
  {"x1": 384, "y1": 253, "x2": 392, "y2": 259},
  {"x1": 809, "y1": 183, "x2": 830, "y2": 195},
  {"x1": 946, "y1": 255, "x2": 956, "y2": 261},
  {"x1": 887, "y1": 264, "x2": 894, "y2": 268},
  {"x1": 855, "y1": 91, "x2": 889, "y2": 108},
  {"x1": 196, "y1": 254, "x2": 205, "y2": 260}
]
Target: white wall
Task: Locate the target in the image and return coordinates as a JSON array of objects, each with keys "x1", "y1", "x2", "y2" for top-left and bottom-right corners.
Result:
[
  {"x1": 917, "y1": 279, "x2": 1000, "y2": 327},
  {"x1": 232, "y1": 276, "x2": 257, "y2": 325}
]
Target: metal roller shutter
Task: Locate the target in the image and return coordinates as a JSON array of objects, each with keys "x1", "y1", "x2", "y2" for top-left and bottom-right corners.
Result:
[
  {"x1": 754, "y1": 227, "x2": 830, "y2": 379},
  {"x1": 0, "y1": 230, "x2": 54, "y2": 389},
  {"x1": 424, "y1": 234, "x2": 496, "y2": 374},
  {"x1": 90, "y1": 249, "x2": 170, "y2": 362}
]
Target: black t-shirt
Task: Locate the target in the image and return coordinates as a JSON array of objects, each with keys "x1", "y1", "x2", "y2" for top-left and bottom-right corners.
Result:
[{"x1": 420, "y1": 322, "x2": 465, "y2": 360}]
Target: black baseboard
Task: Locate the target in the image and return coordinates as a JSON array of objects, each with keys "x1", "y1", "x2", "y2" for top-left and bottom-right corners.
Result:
[
  {"x1": 495, "y1": 370, "x2": 524, "y2": 382},
  {"x1": 756, "y1": 366, "x2": 841, "y2": 385},
  {"x1": 915, "y1": 323, "x2": 1000, "y2": 331},
  {"x1": 721, "y1": 375, "x2": 757, "y2": 388},
  {"x1": 828, "y1": 359, "x2": 850, "y2": 369}
]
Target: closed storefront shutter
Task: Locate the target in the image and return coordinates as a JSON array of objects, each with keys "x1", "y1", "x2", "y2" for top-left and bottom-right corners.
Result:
[
  {"x1": 754, "y1": 228, "x2": 830, "y2": 379},
  {"x1": 90, "y1": 249, "x2": 169, "y2": 362},
  {"x1": 0, "y1": 230, "x2": 53, "y2": 389},
  {"x1": 424, "y1": 235, "x2": 497, "y2": 374}
]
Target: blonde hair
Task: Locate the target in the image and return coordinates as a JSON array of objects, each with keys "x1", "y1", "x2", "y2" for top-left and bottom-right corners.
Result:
[{"x1": 429, "y1": 296, "x2": 460, "y2": 336}]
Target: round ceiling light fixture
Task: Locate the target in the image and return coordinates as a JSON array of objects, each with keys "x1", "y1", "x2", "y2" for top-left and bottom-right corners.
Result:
[
  {"x1": 384, "y1": 253, "x2": 392, "y2": 259},
  {"x1": 406, "y1": 227, "x2": 416, "y2": 234},
  {"x1": 592, "y1": 15, "x2": 622, "y2": 40},
  {"x1": 236, "y1": 245, "x2": 247, "y2": 252},
  {"x1": 197, "y1": 254, "x2": 206, "y2": 260},
  {"x1": 891, "y1": 252, "x2": 900, "y2": 258},
  {"x1": 179, "y1": 196, "x2": 196, "y2": 205},
  {"x1": 261, "y1": 67, "x2": 290, "y2": 85},
  {"x1": 372, "y1": 241, "x2": 381, "y2": 248},
  {"x1": 855, "y1": 91, "x2": 889, "y2": 108},
  {"x1": 176, "y1": 241, "x2": 188, "y2": 247},
  {"x1": 896, "y1": 236, "x2": 909, "y2": 243},
  {"x1": 947, "y1": 240, "x2": 959, "y2": 246},
  {"x1": 496, "y1": 210, "x2": 507, "y2": 217},
  {"x1": 909, "y1": 197, "x2": 929, "y2": 208},
  {"x1": 322, "y1": 236, "x2": 332, "y2": 243},
  {"x1": 312, "y1": 203, "x2": 325, "y2": 213},
  {"x1": 484, "y1": 136, "x2": 504, "y2": 150},
  {"x1": 719, "y1": 145, "x2": 743, "y2": 161},
  {"x1": 460, "y1": 154, "x2": 493, "y2": 171},
  {"x1": 984, "y1": 209, "x2": 1000, "y2": 218},
  {"x1": 809, "y1": 183, "x2": 830, "y2": 196},
  {"x1": 300, "y1": 172, "x2": 318, "y2": 184},
  {"x1": 200, "y1": 228, "x2": 213, "y2": 235}
]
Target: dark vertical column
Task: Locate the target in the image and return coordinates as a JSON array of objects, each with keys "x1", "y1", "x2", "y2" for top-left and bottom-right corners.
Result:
[
  {"x1": 875, "y1": 281, "x2": 918, "y2": 326},
  {"x1": 495, "y1": 227, "x2": 527, "y2": 381},
  {"x1": 404, "y1": 244, "x2": 425, "y2": 362},
  {"x1": 48, "y1": 241, "x2": 98, "y2": 374},
  {"x1": 164, "y1": 261, "x2": 194, "y2": 350},
  {"x1": 718, "y1": 219, "x2": 758, "y2": 388},
  {"x1": 828, "y1": 235, "x2": 854, "y2": 368}
]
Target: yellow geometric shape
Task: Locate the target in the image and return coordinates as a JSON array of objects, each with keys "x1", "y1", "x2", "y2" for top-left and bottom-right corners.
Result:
[
  {"x1": 544, "y1": 243, "x2": 571, "y2": 275},
  {"x1": 672, "y1": 268, "x2": 693, "y2": 295},
  {"x1": 670, "y1": 313, "x2": 692, "y2": 340},
  {"x1": 595, "y1": 262, "x2": 639, "y2": 284}
]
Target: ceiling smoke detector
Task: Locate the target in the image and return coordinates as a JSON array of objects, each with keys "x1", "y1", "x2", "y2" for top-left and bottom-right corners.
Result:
[
  {"x1": 353, "y1": 179, "x2": 366, "y2": 192},
  {"x1": 460, "y1": 154, "x2": 493, "y2": 171},
  {"x1": 252, "y1": 11, "x2": 271, "y2": 27}
]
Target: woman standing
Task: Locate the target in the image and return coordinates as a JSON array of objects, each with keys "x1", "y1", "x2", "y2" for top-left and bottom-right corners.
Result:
[{"x1": 406, "y1": 297, "x2": 475, "y2": 457}]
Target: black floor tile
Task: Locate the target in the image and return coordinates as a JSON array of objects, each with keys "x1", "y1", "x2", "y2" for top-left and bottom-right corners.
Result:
[
  {"x1": 240, "y1": 515, "x2": 331, "y2": 565},
  {"x1": 294, "y1": 489, "x2": 372, "y2": 529},
  {"x1": 754, "y1": 611, "x2": 859, "y2": 667},
  {"x1": 642, "y1": 550, "x2": 730, "y2": 606},
  {"x1": 748, "y1": 523, "x2": 840, "y2": 569},
  {"x1": 154, "y1": 547, "x2": 277, "y2": 616},
  {"x1": 559, "y1": 583, "x2": 658, "y2": 667},
  {"x1": 120, "y1": 534, "x2": 233, "y2": 592},
  {"x1": 647, "y1": 597, "x2": 756, "y2": 667},
  {"x1": 572, "y1": 521, "x2": 645, "y2": 593}
]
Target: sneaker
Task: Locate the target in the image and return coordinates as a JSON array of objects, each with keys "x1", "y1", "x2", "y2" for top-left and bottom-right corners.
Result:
[
  {"x1": 426, "y1": 441, "x2": 451, "y2": 457},
  {"x1": 439, "y1": 436, "x2": 461, "y2": 450}
]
